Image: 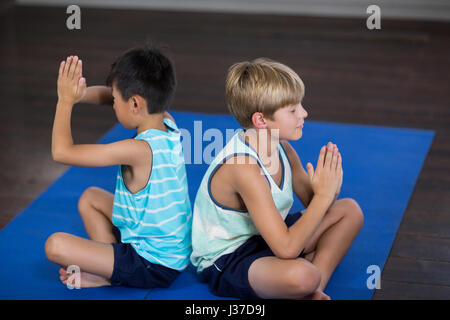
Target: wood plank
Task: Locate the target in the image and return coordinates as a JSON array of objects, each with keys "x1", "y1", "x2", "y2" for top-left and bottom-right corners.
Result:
[
  {"x1": 390, "y1": 233, "x2": 450, "y2": 262},
  {"x1": 372, "y1": 280, "x2": 450, "y2": 300},
  {"x1": 381, "y1": 257, "x2": 450, "y2": 287}
]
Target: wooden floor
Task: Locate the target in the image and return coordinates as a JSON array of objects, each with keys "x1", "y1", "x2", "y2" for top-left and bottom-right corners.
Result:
[{"x1": 0, "y1": 5, "x2": 449, "y2": 299}]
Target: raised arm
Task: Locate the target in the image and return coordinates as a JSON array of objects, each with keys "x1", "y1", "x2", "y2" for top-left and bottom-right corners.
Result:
[
  {"x1": 281, "y1": 141, "x2": 314, "y2": 207},
  {"x1": 80, "y1": 85, "x2": 114, "y2": 105},
  {"x1": 230, "y1": 145, "x2": 341, "y2": 259},
  {"x1": 52, "y1": 55, "x2": 150, "y2": 168}
]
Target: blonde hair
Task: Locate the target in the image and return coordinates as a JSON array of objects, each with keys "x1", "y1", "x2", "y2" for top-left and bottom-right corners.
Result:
[{"x1": 225, "y1": 58, "x2": 305, "y2": 128}]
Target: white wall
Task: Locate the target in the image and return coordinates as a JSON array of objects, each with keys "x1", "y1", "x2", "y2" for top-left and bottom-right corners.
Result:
[{"x1": 16, "y1": 0, "x2": 450, "y2": 22}]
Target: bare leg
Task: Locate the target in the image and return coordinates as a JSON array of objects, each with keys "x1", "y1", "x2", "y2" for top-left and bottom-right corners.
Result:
[
  {"x1": 248, "y1": 256, "x2": 330, "y2": 300},
  {"x1": 45, "y1": 232, "x2": 114, "y2": 288},
  {"x1": 303, "y1": 198, "x2": 364, "y2": 291},
  {"x1": 78, "y1": 187, "x2": 117, "y2": 243}
]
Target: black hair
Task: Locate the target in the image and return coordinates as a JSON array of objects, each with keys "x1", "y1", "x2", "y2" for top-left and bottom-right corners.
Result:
[{"x1": 106, "y1": 44, "x2": 176, "y2": 113}]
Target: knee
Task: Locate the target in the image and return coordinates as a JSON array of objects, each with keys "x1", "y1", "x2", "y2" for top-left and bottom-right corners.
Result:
[
  {"x1": 286, "y1": 260, "x2": 321, "y2": 297},
  {"x1": 341, "y1": 198, "x2": 364, "y2": 228},
  {"x1": 78, "y1": 187, "x2": 99, "y2": 215},
  {"x1": 45, "y1": 232, "x2": 69, "y2": 263}
]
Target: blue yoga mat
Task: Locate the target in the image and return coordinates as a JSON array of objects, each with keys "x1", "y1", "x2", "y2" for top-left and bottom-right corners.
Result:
[{"x1": 0, "y1": 111, "x2": 434, "y2": 300}]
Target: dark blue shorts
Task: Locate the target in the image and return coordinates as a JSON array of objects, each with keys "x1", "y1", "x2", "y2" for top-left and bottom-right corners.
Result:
[
  {"x1": 199, "y1": 211, "x2": 306, "y2": 300},
  {"x1": 110, "y1": 226, "x2": 180, "y2": 289}
]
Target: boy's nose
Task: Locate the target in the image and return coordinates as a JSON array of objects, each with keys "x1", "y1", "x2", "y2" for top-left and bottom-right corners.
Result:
[{"x1": 300, "y1": 106, "x2": 308, "y2": 119}]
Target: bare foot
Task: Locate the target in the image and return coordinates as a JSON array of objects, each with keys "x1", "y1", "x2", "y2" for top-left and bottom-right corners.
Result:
[
  {"x1": 59, "y1": 267, "x2": 111, "y2": 288},
  {"x1": 304, "y1": 289, "x2": 331, "y2": 300}
]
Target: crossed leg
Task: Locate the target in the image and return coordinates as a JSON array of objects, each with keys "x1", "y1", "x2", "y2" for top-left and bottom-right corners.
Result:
[
  {"x1": 45, "y1": 187, "x2": 117, "y2": 288},
  {"x1": 248, "y1": 256, "x2": 329, "y2": 300},
  {"x1": 248, "y1": 198, "x2": 363, "y2": 299},
  {"x1": 77, "y1": 186, "x2": 116, "y2": 243},
  {"x1": 303, "y1": 198, "x2": 364, "y2": 291}
]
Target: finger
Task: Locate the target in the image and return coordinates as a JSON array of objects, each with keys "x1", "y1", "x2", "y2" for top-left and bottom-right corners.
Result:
[
  {"x1": 63, "y1": 56, "x2": 72, "y2": 77},
  {"x1": 58, "y1": 61, "x2": 65, "y2": 77},
  {"x1": 78, "y1": 77, "x2": 86, "y2": 94},
  {"x1": 316, "y1": 145, "x2": 326, "y2": 173},
  {"x1": 306, "y1": 162, "x2": 314, "y2": 180},
  {"x1": 337, "y1": 152, "x2": 342, "y2": 173},
  {"x1": 69, "y1": 56, "x2": 79, "y2": 79},
  {"x1": 324, "y1": 142, "x2": 334, "y2": 170},
  {"x1": 334, "y1": 145, "x2": 339, "y2": 169},
  {"x1": 70, "y1": 56, "x2": 79, "y2": 79},
  {"x1": 75, "y1": 59, "x2": 82, "y2": 78},
  {"x1": 331, "y1": 146, "x2": 339, "y2": 172}
]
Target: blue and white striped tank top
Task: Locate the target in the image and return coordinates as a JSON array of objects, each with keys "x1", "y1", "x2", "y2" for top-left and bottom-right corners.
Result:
[
  {"x1": 190, "y1": 130, "x2": 294, "y2": 272},
  {"x1": 112, "y1": 117, "x2": 192, "y2": 271}
]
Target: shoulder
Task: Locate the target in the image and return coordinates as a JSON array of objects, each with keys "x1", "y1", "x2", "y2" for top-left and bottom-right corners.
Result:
[
  {"x1": 123, "y1": 137, "x2": 152, "y2": 151},
  {"x1": 119, "y1": 138, "x2": 153, "y2": 165},
  {"x1": 221, "y1": 155, "x2": 269, "y2": 191},
  {"x1": 219, "y1": 156, "x2": 277, "y2": 215}
]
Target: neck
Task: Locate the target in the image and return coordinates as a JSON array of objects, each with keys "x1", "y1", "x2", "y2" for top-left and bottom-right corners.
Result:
[
  {"x1": 243, "y1": 127, "x2": 279, "y2": 160},
  {"x1": 136, "y1": 113, "x2": 167, "y2": 135}
]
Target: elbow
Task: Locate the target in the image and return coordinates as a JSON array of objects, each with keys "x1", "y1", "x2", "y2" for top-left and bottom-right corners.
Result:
[
  {"x1": 52, "y1": 147, "x2": 67, "y2": 163},
  {"x1": 272, "y1": 241, "x2": 303, "y2": 260},
  {"x1": 52, "y1": 149, "x2": 62, "y2": 163},
  {"x1": 272, "y1": 235, "x2": 306, "y2": 259}
]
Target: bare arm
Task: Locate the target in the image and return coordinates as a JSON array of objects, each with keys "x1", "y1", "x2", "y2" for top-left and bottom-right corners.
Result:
[
  {"x1": 229, "y1": 152, "x2": 338, "y2": 259},
  {"x1": 80, "y1": 85, "x2": 114, "y2": 105},
  {"x1": 52, "y1": 56, "x2": 150, "y2": 168},
  {"x1": 80, "y1": 87, "x2": 176, "y2": 128},
  {"x1": 281, "y1": 141, "x2": 314, "y2": 207}
]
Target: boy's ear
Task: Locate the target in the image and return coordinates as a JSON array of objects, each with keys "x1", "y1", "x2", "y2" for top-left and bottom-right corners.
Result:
[
  {"x1": 129, "y1": 95, "x2": 148, "y2": 115},
  {"x1": 251, "y1": 112, "x2": 267, "y2": 129}
]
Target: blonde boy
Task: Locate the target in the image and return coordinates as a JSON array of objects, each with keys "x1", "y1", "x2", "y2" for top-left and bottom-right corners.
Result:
[{"x1": 191, "y1": 58, "x2": 363, "y2": 300}]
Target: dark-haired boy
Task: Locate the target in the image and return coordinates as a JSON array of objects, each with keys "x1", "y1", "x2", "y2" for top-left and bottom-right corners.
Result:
[{"x1": 45, "y1": 46, "x2": 192, "y2": 289}]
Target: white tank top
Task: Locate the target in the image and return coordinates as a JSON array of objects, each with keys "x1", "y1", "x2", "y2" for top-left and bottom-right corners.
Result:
[{"x1": 190, "y1": 130, "x2": 293, "y2": 272}]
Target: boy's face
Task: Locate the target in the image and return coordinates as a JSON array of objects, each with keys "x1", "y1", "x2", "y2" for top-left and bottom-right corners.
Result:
[
  {"x1": 111, "y1": 84, "x2": 133, "y2": 129},
  {"x1": 265, "y1": 102, "x2": 308, "y2": 140}
]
